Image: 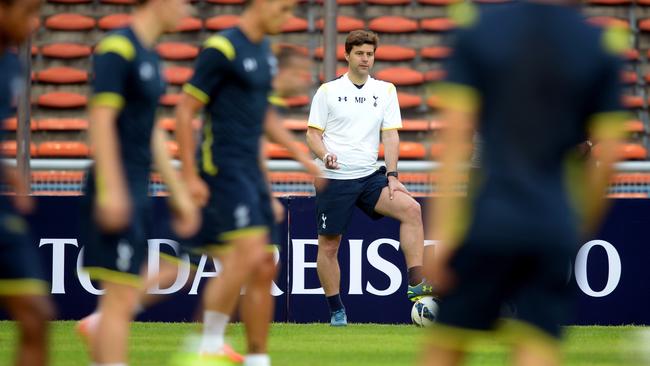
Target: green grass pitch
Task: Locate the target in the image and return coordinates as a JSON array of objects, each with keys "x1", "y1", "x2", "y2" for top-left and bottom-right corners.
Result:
[{"x1": 0, "y1": 322, "x2": 647, "y2": 366}]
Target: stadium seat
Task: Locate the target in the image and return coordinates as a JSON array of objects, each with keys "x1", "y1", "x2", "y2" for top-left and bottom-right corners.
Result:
[
  {"x1": 420, "y1": 18, "x2": 455, "y2": 32},
  {"x1": 100, "y1": 0, "x2": 137, "y2": 3},
  {"x1": 164, "y1": 66, "x2": 193, "y2": 85},
  {"x1": 430, "y1": 120, "x2": 447, "y2": 131},
  {"x1": 48, "y1": 0, "x2": 91, "y2": 4},
  {"x1": 625, "y1": 49, "x2": 639, "y2": 62},
  {"x1": 375, "y1": 45, "x2": 416, "y2": 61},
  {"x1": 587, "y1": 16, "x2": 629, "y2": 29},
  {"x1": 36, "y1": 67, "x2": 88, "y2": 84},
  {"x1": 2, "y1": 118, "x2": 36, "y2": 131},
  {"x1": 283, "y1": 95, "x2": 310, "y2": 108},
  {"x1": 375, "y1": 67, "x2": 424, "y2": 86},
  {"x1": 41, "y1": 43, "x2": 92, "y2": 59},
  {"x1": 424, "y1": 69, "x2": 446, "y2": 82},
  {"x1": 269, "y1": 171, "x2": 313, "y2": 183},
  {"x1": 610, "y1": 173, "x2": 650, "y2": 185},
  {"x1": 0, "y1": 141, "x2": 37, "y2": 157},
  {"x1": 607, "y1": 193, "x2": 648, "y2": 198},
  {"x1": 625, "y1": 120, "x2": 644, "y2": 134},
  {"x1": 623, "y1": 95, "x2": 643, "y2": 109},
  {"x1": 397, "y1": 92, "x2": 422, "y2": 109},
  {"x1": 309, "y1": 0, "x2": 363, "y2": 5},
  {"x1": 31, "y1": 46, "x2": 38, "y2": 56},
  {"x1": 417, "y1": 0, "x2": 456, "y2": 4},
  {"x1": 206, "y1": 15, "x2": 240, "y2": 31},
  {"x1": 37, "y1": 141, "x2": 90, "y2": 158},
  {"x1": 282, "y1": 17, "x2": 308, "y2": 33},
  {"x1": 593, "y1": 143, "x2": 648, "y2": 160},
  {"x1": 157, "y1": 42, "x2": 199, "y2": 60},
  {"x1": 206, "y1": 0, "x2": 245, "y2": 3},
  {"x1": 283, "y1": 119, "x2": 308, "y2": 131},
  {"x1": 315, "y1": 16, "x2": 365, "y2": 32},
  {"x1": 265, "y1": 142, "x2": 309, "y2": 159},
  {"x1": 319, "y1": 67, "x2": 348, "y2": 82},
  {"x1": 378, "y1": 142, "x2": 426, "y2": 159},
  {"x1": 160, "y1": 93, "x2": 181, "y2": 107},
  {"x1": 622, "y1": 71, "x2": 637, "y2": 84},
  {"x1": 369, "y1": 16, "x2": 418, "y2": 33},
  {"x1": 37, "y1": 118, "x2": 88, "y2": 131},
  {"x1": 31, "y1": 171, "x2": 84, "y2": 185},
  {"x1": 586, "y1": 0, "x2": 631, "y2": 4},
  {"x1": 314, "y1": 45, "x2": 346, "y2": 60},
  {"x1": 45, "y1": 13, "x2": 96, "y2": 31},
  {"x1": 174, "y1": 17, "x2": 202, "y2": 32},
  {"x1": 37, "y1": 92, "x2": 87, "y2": 109},
  {"x1": 420, "y1": 46, "x2": 451, "y2": 60},
  {"x1": 98, "y1": 14, "x2": 132, "y2": 31},
  {"x1": 368, "y1": 0, "x2": 410, "y2": 4},
  {"x1": 401, "y1": 119, "x2": 429, "y2": 132}
]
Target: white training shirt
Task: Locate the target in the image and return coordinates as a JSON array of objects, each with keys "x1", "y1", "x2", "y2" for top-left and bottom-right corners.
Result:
[{"x1": 307, "y1": 73, "x2": 402, "y2": 180}]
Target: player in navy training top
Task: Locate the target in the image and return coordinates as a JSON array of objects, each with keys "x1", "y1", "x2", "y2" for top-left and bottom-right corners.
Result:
[
  {"x1": 79, "y1": 1, "x2": 198, "y2": 365},
  {"x1": 424, "y1": 2, "x2": 626, "y2": 366},
  {"x1": 174, "y1": 0, "x2": 319, "y2": 363},
  {"x1": 0, "y1": 2, "x2": 54, "y2": 365}
]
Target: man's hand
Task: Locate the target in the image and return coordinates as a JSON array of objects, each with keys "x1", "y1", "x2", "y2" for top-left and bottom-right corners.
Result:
[
  {"x1": 170, "y1": 193, "x2": 201, "y2": 239},
  {"x1": 387, "y1": 176, "x2": 410, "y2": 200},
  {"x1": 323, "y1": 153, "x2": 339, "y2": 170},
  {"x1": 271, "y1": 197, "x2": 285, "y2": 223},
  {"x1": 185, "y1": 173, "x2": 210, "y2": 207},
  {"x1": 95, "y1": 189, "x2": 131, "y2": 233}
]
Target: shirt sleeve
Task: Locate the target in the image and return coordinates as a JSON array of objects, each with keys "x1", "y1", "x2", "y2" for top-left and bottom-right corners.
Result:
[
  {"x1": 183, "y1": 35, "x2": 234, "y2": 105},
  {"x1": 90, "y1": 35, "x2": 134, "y2": 110},
  {"x1": 307, "y1": 84, "x2": 329, "y2": 131},
  {"x1": 381, "y1": 83, "x2": 402, "y2": 131}
]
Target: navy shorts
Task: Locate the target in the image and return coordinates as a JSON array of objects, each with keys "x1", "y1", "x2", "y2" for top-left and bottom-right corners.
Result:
[
  {"x1": 0, "y1": 198, "x2": 48, "y2": 296},
  {"x1": 191, "y1": 168, "x2": 273, "y2": 250},
  {"x1": 435, "y1": 235, "x2": 574, "y2": 340},
  {"x1": 80, "y1": 174, "x2": 152, "y2": 287},
  {"x1": 315, "y1": 167, "x2": 388, "y2": 236}
]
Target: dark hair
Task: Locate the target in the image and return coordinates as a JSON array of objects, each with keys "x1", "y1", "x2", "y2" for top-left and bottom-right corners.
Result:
[
  {"x1": 344, "y1": 30, "x2": 378, "y2": 54},
  {"x1": 275, "y1": 45, "x2": 308, "y2": 69}
]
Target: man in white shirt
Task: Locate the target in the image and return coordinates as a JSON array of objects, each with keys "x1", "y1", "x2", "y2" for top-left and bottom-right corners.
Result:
[{"x1": 306, "y1": 30, "x2": 432, "y2": 326}]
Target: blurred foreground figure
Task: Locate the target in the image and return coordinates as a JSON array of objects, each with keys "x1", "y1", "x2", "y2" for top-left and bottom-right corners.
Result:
[
  {"x1": 0, "y1": 1, "x2": 55, "y2": 366},
  {"x1": 423, "y1": 2, "x2": 627, "y2": 366}
]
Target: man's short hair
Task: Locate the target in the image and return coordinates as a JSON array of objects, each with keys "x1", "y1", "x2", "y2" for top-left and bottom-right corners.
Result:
[{"x1": 344, "y1": 30, "x2": 379, "y2": 54}]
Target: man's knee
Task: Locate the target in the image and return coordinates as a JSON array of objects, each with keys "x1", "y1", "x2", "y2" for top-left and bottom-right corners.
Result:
[
  {"x1": 12, "y1": 297, "x2": 53, "y2": 339},
  {"x1": 253, "y1": 254, "x2": 278, "y2": 282},
  {"x1": 401, "y1": 198, "x2": 422, "y2": 224},
  {"x1": 318, "y1": 235, "x2": 341, "y2": 259}
]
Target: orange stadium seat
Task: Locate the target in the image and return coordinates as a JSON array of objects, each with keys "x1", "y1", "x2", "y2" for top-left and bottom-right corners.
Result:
[
  {"x1": 36, "y1": 67, "x2": 88, "y2": 84},
  {"x1": 206, "y1": 0, "x2": 246, "y2": 4},
  {"x1": 375, "y1": 45, "x2": 416, "y2": 61},
  {"x1": 587, "y1": 16, "x2": 629, "y2": 29},
  {"x1": 378, "y1": 142, "x2": 426, "y2": 159},
  {"x1": 309, "y1": 0, "x2": 363, "y2": 5},
  {"x1": 623, "y1": 95, "x2": 643, "y2": 109},
  {"x1": 593, "y1": 143, "x2": 648, "y2": 160},
  {"x1": 316, "y1": 16, "x2": 365, "y2": 32},
  {"x1": 640, "y1": 0, "x2": 650, "y2": 5},
  {"x1": 206, "y1": 15, "x2": 240, "y2": 31},
  {"x1": 397, "y1": 92, "x2": 422, "y2": 109},
  {"x1": 45, "y1": 14, "x2": 96, "y2": 31},
  {"x1": 375, "y1": 67, "x2": 424, "y2": 86},
  {"x1": 283, "y1": 95, "x2": 310, "y2": 108},
  {"x1": 157, "y1": 42, "x2": 199, "y2": 60},
  {"x1": 0, "y1": 141, "x2": 37, "y2": 157},
  {"x1": 282, "y1": 17, "x2": 308, "y2": 33},
  {"x1": 625, "y1": 120, "x2": 645, "y2": 134},
  {"x1": 424, "y1": 69, "x2": 446, "y2": 82},
  {"x1": 283, "y1": 119, "x2": 308, "y2": 131},
  {"x1": 100, "y1": 0, "x2": 137, "y2": 3},
  {"x1": 41, "y1": 43, "x2": 92, "y2": 59},
  {"x1": 420, "y1": 18, "x2": 455, "y2": 32},
  {"x1": 417, "y1": 0, "x2": 455, "y2": 5},
  {"x1": 37, "y1": 118, "x2": 88, "y2": 131},
  {"x1": 31, "y1": 46, "x2": 38, "y2": 56},
  {"x1": 37, "y1": 92, "x2": 87, "y2": 109},
  {"x1": 622, "y1": 71, "x2": 637, "y2": 84},
  {"x1": 174, "y1": 17, "x2": 202, "y2": 32},
  {"x1": 401, "y1": 119, "x2": 429, "y2": 132},
  {"x1": 421, "y1": 46, "x2": 451, "y2": 60},
  {"x1": 164, "y1": 66, "x2": 193, "y2": 85},
  {"x1": 265, "y1": 142, "x2": 309, "y2": 159},
  {"x1": 269, "y1": 172, "x2": 313, "y2": 183},
  {"x1": 37, "y1": 141, "x2": 90, "y2": 158},
  {"x1": 625, "y1": 49, "x2": 639, "y2": 62},
  {"x1": 160, "y1": 93, "x2": 181, "y2": 107},
  {"x1": 314, "y1": 45, "x2": 346, "y2": 60},
  {"x1": 2, "y1": 118, "x2": 36, "y2": 131},
  {"x1": 98, "y1": 14, "x2": 132, "y2": 31},
  {"x1": 48, "y1": 0, "x2": 91, "y2": 3},
  {"x1": 369, "y1": 16, "x2": 418, "y2": 33},
  {"x1": 368, "y1": 0, "x2": 411, "y2": 4},
  {"x1": 32, "y1": 171, "x2": 84, "y2": 184}
]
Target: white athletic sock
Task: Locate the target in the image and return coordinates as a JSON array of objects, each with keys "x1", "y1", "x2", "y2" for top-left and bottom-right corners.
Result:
[
  {"x1": 198, "y1": 310, "x2": 229, "y2": 354},
  {"x1": 244, "y1": 354, "x2": 270, "y2": 366}
]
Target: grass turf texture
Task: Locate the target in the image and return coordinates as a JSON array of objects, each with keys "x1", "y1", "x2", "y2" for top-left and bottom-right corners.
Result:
[{"x1": 0, "y1": 322, "x2": 646, "y2": 366}]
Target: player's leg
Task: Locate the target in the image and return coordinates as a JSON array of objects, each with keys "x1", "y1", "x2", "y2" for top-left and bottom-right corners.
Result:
[
  {"x1": 419, "y1": 346, "x2": 464, "y2": 366},
  {"x1": 316, "y1": 233, "x2": 346, "y2": 322},
  {"x1": 2, "y1": 294, "x2": 53, "y2": 366}
]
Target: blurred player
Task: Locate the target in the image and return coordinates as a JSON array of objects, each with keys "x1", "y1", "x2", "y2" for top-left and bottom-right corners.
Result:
[
  {"x1": 175, "y1": 1, "x2": 318, "y2": 364},
  {"x1": 79, "y1": 0, "x2": 199, "y2": 365},
  {"x1": 305, "y1": 30, "x2": 432, "y2": 326},
  {"x1": 423, "y1": 2, "x2": 627, "y2": 366},
  {"x1": 0, "y1": 2, "x2": 54, "y2": 366}
]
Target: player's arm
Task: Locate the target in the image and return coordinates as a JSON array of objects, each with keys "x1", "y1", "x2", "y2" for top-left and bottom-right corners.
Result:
[
  {"x1": 305, "y1": 85, "x2": 337, "y2": 169},
  {"x1": 258, "y1": 135, "x2": 285, "y2": 223},
  {"x1": 381, "y1": 84, "x2": 406, "y2": 199},
  {"x1": 151, "y1": 126, "x2": 199, "y2": 238},
  {"x1": 175, "y1": 92, "x2": 207, "y2": 206},
  {"x1": 3, "y1": 164, "x2": 33, "y2": 214},
  {"x1": 264, "y1": 107, "x2": 320, "y2": 176}
]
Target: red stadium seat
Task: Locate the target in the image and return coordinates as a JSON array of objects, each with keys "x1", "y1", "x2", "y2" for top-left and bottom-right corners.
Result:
[
  {"x1": 588, "y1": 16, "x2": 629, "y2": 29},
  {"x1": 41, "y1": 43, "x2": 92, "y2": 59},
  {"x1": 421, "y1": 46, "x2": 451, "y2": 60},
  {"x1": 623, "y1": 95, "x2": 643, "y2": 109},
  {"x1": 378, "y1": 142, "x2": 426, "y2": 159},
  {"x1": 375, "y1": 67, "x2": 424, "y2": 86},
  {"x1": 157, "y1": 42, "x2": 199, "y2": 60},
  {"x1": 164, "y1": 66, "x2": 193, "y2": 85},
  {"x1": 45, "y1": 13, "x2": 96, "y2": 31},
  {"x1": 265, "y1": 142, "x2": 309, "y2": 159},
  {"x1": 2, "y1": 118, "x2": 36, "y2": 131},
  {"x1": 206, "y1": 0, "x2": 245, "y2": 3},
  {"x1": 593, "y1": 143, "x2": 648, "y2": 160},
  {"x1": 206, "y1": 15, "x2": 240, "y2": 31},
  {"x1": 160, "y1": 94, "x2": 181, "y2": 107},
  {"x1": 314, "y1": 45, "x2": 346, "y2": 60},
  {"x1": 424, "y1": 69, "x2": 446, "y2": 82},
  {"x1": 640, "y1": 0, "x2": 650, "y2": 5},
  {"x1": 316, "y1": 16, "x2": 365, "y2": 32},
  {"x1": 36, "y1": 67, "x2": 88, "y2": 84},
  {"x1": 420, "y1": 18, "x2": 455, "y2": 32},
  {"x1": 0, "y1": 141, "x2": 37, "y2": 157},
  {"x1": 397, "y1": 92, "x2": 422, "y2": 109},
  {"x1": 283, "y1": 119, "x2": 308, "y2": 131},
  {"x1": 174, "y1": 17, "x2": 202, "y2": 32},
  {"x1": 37, "y1": 92, "x2": 87, "y2": 109},
  {"x1": 37, "y1": 118, "x2": 88, "y2": 131},
  {"x1": 625, "y1": 120, "x2": 645, "y2": 134},
  {"x1": 98, "y1": 14, "x2": 132, "y2": 31},
  {"x1": 622, "y1": 71, "x2": 637, "y2": 84},
  {"x1": 37, "y1": 141, "x2": 90, "y2": 158},
  {"x1": 282, "y1": 17, "x2": 308, "y2": 32},
  {"x1": 375, "y1": 45, "x2": 416, "y2": 61},
  {"x1": 369, "y1": 16, "x2": 418, "y2": 33},
  {"x1": 401, "y1": 119, "x2": 429, "y2": 132},
  {"x1": 283, "y1": 95, "x2": 310, "y2": 108},
  {"x1": 625, "y1": 49, "x2": 639, "y2": 62},
  {"x1": 368, "y1": 0, "x2": 411, "y2": 4}
]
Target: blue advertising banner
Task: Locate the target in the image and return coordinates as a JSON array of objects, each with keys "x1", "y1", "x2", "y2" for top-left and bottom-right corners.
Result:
[{"x1": 4, "y1": 196, "x2": 650, "y2": 325}]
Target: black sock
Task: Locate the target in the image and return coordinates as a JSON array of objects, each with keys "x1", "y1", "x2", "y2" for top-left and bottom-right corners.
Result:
[
  {"x1": 408, "y1": 266, "x2": 424, "y2": 286},
  {"x1": 326, "y1": 294, "x2": 344, "y2": 312}
]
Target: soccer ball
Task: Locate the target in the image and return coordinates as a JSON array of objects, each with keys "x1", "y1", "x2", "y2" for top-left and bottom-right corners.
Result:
[{"x1": 411, "y1": 296, "x2": 439, "y2": 327}]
